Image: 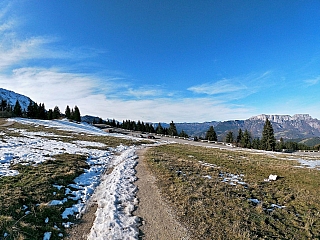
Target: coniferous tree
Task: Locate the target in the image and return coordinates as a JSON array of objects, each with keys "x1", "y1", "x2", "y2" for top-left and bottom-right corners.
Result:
[
  {"x1": 261, "y1": 118, "x2": 276, "y2": 151},
  {"x1": 168, "y1": 121, "x2": 178, "y2": 136},
  {"x1": 13, "y1": 100, "x2": 22, "y2": 117},
  {"x1": 47, "y1": 109, "x2": 53, "y2": 120},
  {"x1": 65, "y1": 105, "x2": 71, "y2": 119},
  {"x1": 73, "y1": 106, "x2": 81, "y2": 122},
  {"x1": 37, "y1": 103, "x2": 46, "y2": 119},
  {"x1": 156, "y1": 123, "x2": 164, "y2": 134},
  {"x1": 236, "y1": 129, "x2": 243, "y2": 146},
  {"x1": 137, "y1": 120, "x2": 142, "y2": 131},
  {"x1": 226, "y1": 131, "x2": 234, "y2": 143},
  {"x1": 205, "y1": 126, "x2": 217, "y2": 141},
  {"x1": 179, "y1": 130, "x2": 189, "y2": 138},
  {"x1": 242, "y1": 129, "x2": 252, "y2": 148},
  {"x1": 53, "y1": 106, "x2": 61, "y2": 119},
  {"x1": 0, "y1": 99, "x2": 7, "y2": 111},
  {"x1": 252, "y1": 138, "x2": 261, "y2": 149}
]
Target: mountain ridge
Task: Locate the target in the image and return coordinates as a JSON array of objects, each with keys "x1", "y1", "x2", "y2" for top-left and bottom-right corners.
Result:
[
  {"x1": 176, "y1": 114, "x2": 320, "y2": 141},
  {"x1": 0, "y1": 88, "x2": 33, "y2": 111}
]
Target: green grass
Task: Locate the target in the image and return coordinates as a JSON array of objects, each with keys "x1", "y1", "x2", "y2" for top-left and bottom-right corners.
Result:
[{"x1": 145, "y1": 144, "x2": 320, "y2": 239}]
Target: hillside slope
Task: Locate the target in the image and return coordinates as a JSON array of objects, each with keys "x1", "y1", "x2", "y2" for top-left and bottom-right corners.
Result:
[{"x1": 0, "y1": 88, "x2": 33, "y2": 110}]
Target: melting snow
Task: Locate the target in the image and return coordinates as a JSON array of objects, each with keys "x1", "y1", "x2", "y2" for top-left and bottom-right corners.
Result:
[
  {"x1": 1, "y1": 118, "x2": 143, "y2": 239},
  {"x1": 220, "y1": 172, "x2": 247, "y2": 186},
  {"x1": 296, "y1": 159, "x2": 320, "y2": 169},
  {"x1": 88, "y1": 147, "x2": 139, "y2": 239}
]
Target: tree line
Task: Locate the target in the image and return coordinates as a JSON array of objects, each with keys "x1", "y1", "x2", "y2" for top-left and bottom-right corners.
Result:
[
  {"x1": 105, "y1": 119, "x2": 190, "y2": 137},
  {"x1": 223, "y1": 118, "x2": 311, "y2": 151},
  {"x1": 2, "y1": 99, "x2": 314, "y2": 151},
  {"x1": 0, "y1": 99, "x2": 81, "y2": 122}
]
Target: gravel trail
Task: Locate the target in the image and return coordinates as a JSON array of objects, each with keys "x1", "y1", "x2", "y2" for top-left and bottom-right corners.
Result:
[{"x1": 134, "y1": 147, "x2": 190, "y2": 240}]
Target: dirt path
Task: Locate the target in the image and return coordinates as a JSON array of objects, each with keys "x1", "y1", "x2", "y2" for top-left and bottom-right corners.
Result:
[
  {"x1": 65, "y1": 203, "x2": 98, "y2": 239},
  {"x1": 134, "y1": 147, "x2": 190, "y2": 240}
]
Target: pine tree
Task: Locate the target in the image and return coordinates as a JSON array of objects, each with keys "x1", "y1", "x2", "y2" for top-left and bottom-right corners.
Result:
[
  {"x1": 236, "y1": 129, "x2": 243, "y2": 146},
  {"x1": 226, "y1": 131, "x2": 234, "y2": 143},
  {"x1": 261, "y1": 118, "x2": 276, "y2": 151},
  {"x1": 168, "y1": 121, "x2": 178, "y2": 136},
  {"x1": 205, "y1": 126, "x2": 217, "y2": 141},
  {"x1": 156, "y1": 123, "x2": 164, "y2": 134},
  {"x1": 13, "y1": 100, "x2": 22, "y2": 117},
  {"x1": 65, "y1": 105, "x2": 71, "y2": 119},
  {"x1": 242, "y1": 129, "x2": 252, "y2": 148},
  {"x1": 73, "y1": 106, "x2": 81, "y2": 122},
  {"x1": 0, "y1": 99, "x2": 7, "y2": 111},
  {"x1": 252, "y1": 138, "x2": 261, "y2": 149},
  {"x1": 47, "y1": 109, "x2": 53, "y2": 120},
  {"x1": 53, "y1": 106, "x2": 61, "y2": 119},
  {"x1": 179, "y1": 130, "x2": 189, "y2": 138},
  {"x1": 37, "y1": 103, "x2": 46, "y2": 119}
]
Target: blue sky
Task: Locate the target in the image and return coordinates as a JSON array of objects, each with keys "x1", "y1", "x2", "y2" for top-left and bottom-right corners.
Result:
[{"x1": 1, "y1": 0, "x2": 320, "y2": 122}]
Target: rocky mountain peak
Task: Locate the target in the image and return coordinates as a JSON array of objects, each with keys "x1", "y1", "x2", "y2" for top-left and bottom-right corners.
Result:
[{"x1": 249, "y1": 114, "x2": 313, "y2": 123}]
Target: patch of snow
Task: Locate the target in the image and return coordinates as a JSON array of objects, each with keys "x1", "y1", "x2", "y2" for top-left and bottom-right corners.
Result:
[
  {"x1": 202, "y1": 175, "x2": 212, "y2": 179},
  {"x1": 72, "y1": 140, "x2": 107, "y2": 148},
  {"x1": 248, "y1": 198, "x2": 260, "y2": 204},
  {"x1": 270, "y1": 203, "x2": 285, "y2": 209},
  {"x1": 62, "y1": 222, "x2": 73, "y2": 228},
  {"x1": 43, "y1": 232, "x2": 51, "y2": 240},
  {"x1": 297, "y1": 159, "x2": 320, "y2": 169},
  {"x1": 88, "y1": 147, "x2": 139, "y2": 240},
  {"x1": 220, "y1": 172, "x2": 247, "y2": 186},
  {"x1": 198, "y1": 160, "x2": 219, "y2": 169},
  {"x1": 49, "y1": 199, "x2": 68, "y2": 206}
]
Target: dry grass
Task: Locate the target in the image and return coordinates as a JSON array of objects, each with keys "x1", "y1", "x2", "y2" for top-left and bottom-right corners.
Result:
[
  {"x1": 0, "y1": 154, "x2": 88, "y2": 239},
  {"x1": 145, "y1": 144, "x2": 320, "y2": 239},
  {"x1": 0, "y1": 119, "x2": 147, "y2": 239}
]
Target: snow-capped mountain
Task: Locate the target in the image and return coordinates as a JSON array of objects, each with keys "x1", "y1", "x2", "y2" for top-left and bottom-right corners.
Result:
[{"x1": 0, "y1": 88, "x2": 33, "y2": 110}]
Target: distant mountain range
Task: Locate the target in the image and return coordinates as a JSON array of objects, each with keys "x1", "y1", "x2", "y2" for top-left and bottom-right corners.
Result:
[
  {"x1": 1, "y1": 88, "x2": 320, "y2": 145},
  {"x1": 173, "y1": 114, "x2": 320, "y2": 145},
  {"x1": 0, "y1": 88, "x2": 32, "y2": 110}
]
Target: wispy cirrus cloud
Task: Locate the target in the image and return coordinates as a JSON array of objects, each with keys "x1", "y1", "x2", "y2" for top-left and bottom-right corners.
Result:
[
  {"x1": 188, "y1": 79, "x2": 247, "y2": 95},
  {"x1": 126, "y1": 87, "x2": 162, "y2": 98},
  {"x1": 304, "y1": 76, "x2": 320, "y2": 86},
  {"x1": 188, "y1": 71, "x2": 272, "y2": 100}
]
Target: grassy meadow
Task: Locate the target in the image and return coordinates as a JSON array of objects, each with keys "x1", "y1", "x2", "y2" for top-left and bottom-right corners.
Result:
[
  {"x1": 145, "y1": 144, "x2": 320, "y2": 239},
  {"x1": 0, "y1": 119, "x2": 148, "y2": 239}
]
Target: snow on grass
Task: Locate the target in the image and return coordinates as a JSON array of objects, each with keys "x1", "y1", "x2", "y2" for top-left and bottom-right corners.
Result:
[
  {"x1": 1, "y1": 118, "x2": 143, "y2": 239},
  {"x1": 88, "y1": 147, "x2": 139, "y2": 239},
  {"x1": 296, "y1": 159, "x2": 320, "y2": 169}
]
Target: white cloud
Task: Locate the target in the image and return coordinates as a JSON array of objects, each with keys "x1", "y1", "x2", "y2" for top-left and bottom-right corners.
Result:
[
  {"x1": 0, "y1": 67, "x2": 255, "y2": 122},
  {"x1": 0, "y1": 3, "x2": 260, "y2": 122},
  {"x1": 304, "y1": 76, "x2": 320, "y2": 86},
  {"x1": 126, "y1": 87, "x2": 162, "y2": 98},
  {"x1": 188, "y1": 79, "x2": 246, "y2": 95}
]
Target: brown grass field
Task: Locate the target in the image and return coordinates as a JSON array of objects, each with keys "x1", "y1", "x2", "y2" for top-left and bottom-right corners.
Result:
[{"x1": 145, "y1": 144, "x2": 320, "y2": 239}]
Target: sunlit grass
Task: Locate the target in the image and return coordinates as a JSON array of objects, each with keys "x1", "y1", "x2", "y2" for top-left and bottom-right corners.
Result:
[
  {"x1": 145, "y1": 144, "x2": 320, "y2": 239},
  {"x1": 0, "y1": 153, "x2": 87, "y2": 239},
  {"x1": 0, "y1": 119, "x2": 147, "y2": 239}
]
